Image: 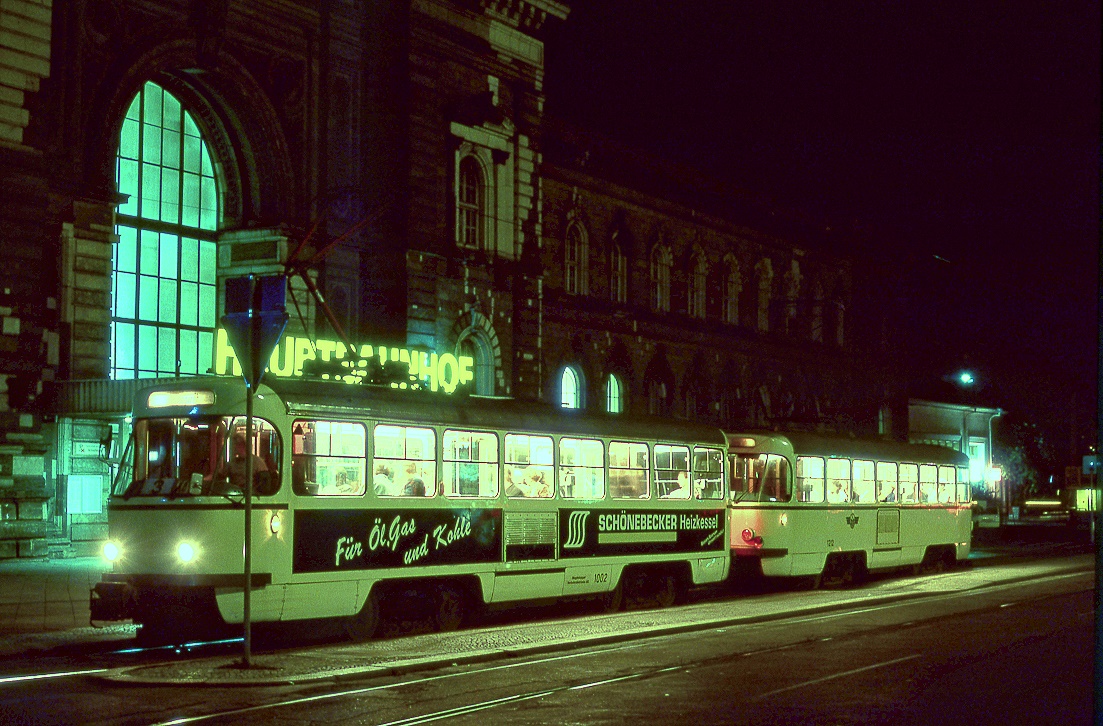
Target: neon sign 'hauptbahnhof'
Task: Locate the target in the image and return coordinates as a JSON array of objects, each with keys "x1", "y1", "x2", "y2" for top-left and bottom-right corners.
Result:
[{"x1": 213, "y1": 328, "x2": 475, "y2": 393}]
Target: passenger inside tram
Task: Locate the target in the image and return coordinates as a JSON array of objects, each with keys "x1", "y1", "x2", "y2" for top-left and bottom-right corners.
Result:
[{"x1": 828, "y1": 479, "x2": 850, "y2": 503}]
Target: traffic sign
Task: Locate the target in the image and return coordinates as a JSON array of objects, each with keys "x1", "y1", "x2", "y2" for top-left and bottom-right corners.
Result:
[{"x1": 221, "y1": 275, "x2": 289, "y2": 387}]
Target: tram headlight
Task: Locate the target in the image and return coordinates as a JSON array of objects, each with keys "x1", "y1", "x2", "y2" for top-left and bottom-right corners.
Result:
[
  {"x1": 177, "y1": 541, "x2": 198, "y2": 564},
  {"x1": 269, "y1": 512, "x2": 282, "y2": 535},
  {"x1": 102, "y1": 541, "x2": 121, "y2": 563}
]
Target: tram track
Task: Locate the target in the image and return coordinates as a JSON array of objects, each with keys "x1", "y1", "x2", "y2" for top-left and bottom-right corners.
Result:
[
  {"x1": 139, "y1": 561, "x2": 1093, "y2": 726},
  {"x1": 0, "y1": 550, "x2": 1089, "y2": 699}
]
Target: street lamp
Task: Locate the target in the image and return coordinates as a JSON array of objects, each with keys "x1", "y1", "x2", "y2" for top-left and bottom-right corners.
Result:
[{"x1": 957, "y1": 371, "x2": 975, "y2": 386}]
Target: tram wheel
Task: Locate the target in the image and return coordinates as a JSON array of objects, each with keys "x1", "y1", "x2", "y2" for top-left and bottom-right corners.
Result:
[
  {"x1": 345, "y1": 590, "x2": 380, "y2": 641},
  {"x1": 653, "y1": 574, "x2": 678, "y2": 609},
  {"x1": 598, "y1": 581, "x2": 623, "y2": 613},
  {"x1": 434, "y1": 585, "x2": 465, "y2": 632}
]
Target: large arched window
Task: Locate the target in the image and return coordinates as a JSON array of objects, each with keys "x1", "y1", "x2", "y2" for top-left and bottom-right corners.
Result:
[
  {"x1": 564, "y1": 222, "x2": 588, "y2": 295},
  {"x1": 687, "y1": 252, "x2": 707, "y2": 319},
  {"x1": 112, "y1": 81, "x2": 219, "y2": 379},
  {"x1": 560, "y1": 365, "x2": 582, "y2": 409},
  {"x1": 605, "y1": 373, "x2": 624, "y2": 414},
  {"x1": 650, "y1": 244, "x2": 671, "y2": 313},
  {"x1": 456, "y1": 155, "x2": 485, "y2": 250}
]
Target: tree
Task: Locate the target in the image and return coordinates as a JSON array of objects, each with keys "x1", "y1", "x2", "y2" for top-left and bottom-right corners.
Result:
[{"x1": 995, "y1": 418, "x2": 1057, "y2": 502}]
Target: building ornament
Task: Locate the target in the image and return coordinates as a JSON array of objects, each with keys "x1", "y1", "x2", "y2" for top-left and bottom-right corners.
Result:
[{"x1": 479, "y1": 0, "x2": 569, "y2": 32}]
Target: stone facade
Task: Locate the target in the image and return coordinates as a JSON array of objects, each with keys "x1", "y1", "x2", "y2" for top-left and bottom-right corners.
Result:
[
  {"x1": 0, "y1": 0, "x2": 901, "y2": 558},
  {"x1": 538, "y1": 127, "x2": 897, "y2": 431}
]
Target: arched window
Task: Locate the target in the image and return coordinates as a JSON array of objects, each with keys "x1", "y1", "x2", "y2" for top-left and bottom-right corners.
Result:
[
  {"x1": 688, "y1": 252, "x2": 707, "y2": 319},
  {"x1": 564, "y1": 222, "x2": 588, "y2": 295},
  {"x1": 560, "y1": 366, "x2": 582, "y2": 409},
  {"x1": 755, "y1": 258, "x2": 773, "y2": 332},
  {"x1": 811, "y1": 280, "x2": 824, "y2": 342},
  {"x1": 458, "y1": 332, "x2": 494, "y2": 395},
  {"x1": 456, "y1": 156, "x2": 485, "y2": 250},
  {"x1": 112, "y1": 81, "x2": 219, "y2": 379},
  {"x1": 605, "y1": 373, "x2": 624, "y2": 414},
  {"x1": 722, "y1": 256, "x2": 740, "y2": 325},
  {"x1": 609, "y1": 243, "x2": 627, "y2": 304},
  {"x1": 650, "y1": 244, "x2": 671, "y2": 313},
  {"x1": 648, "y1": 380, "x2": 667, "y2": 416}
]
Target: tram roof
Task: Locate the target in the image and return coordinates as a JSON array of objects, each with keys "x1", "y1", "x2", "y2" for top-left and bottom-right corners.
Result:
[
  {"x1": 727, "y1": 430, "x2": 970, "y2": 467},
  {"x1": 217, "y1": 377, "x2": 729, "y2": 445}
]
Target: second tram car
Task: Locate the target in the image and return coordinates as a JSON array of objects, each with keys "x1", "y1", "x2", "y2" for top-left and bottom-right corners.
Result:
[
  {"x1": 91, "y1": 377, "x2": 731, "y2": 642},
  {"x1": 726, "y1": 432, "x2": 972, "y2": 586}
]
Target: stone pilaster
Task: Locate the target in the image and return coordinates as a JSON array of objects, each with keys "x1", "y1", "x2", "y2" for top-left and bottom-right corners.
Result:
[
  {"x1": 0, "y1": 0, "x2": 52, "y2": 150},
  {"x1": 218, "y1": 226, "x2": 316, "y2": 341},
  {"x1": 59, "y1": 199, "x2": 117, "y2": 380}
]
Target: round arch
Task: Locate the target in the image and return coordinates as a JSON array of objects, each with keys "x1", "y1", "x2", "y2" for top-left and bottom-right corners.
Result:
[
  {"x1": 449, "y1": 310, "x2": 503, "y2": 396},
  {"x1": 84, "y1": 38, "x2": 294, "y2": 226}
]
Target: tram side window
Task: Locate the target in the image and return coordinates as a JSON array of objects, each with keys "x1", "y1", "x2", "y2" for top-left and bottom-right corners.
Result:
[
  {"x1": 876, "y1": 462, "x2": 898, "y2": 502},
  {"x1": 938, "y1": 466, "x2": 956, "y2": 503},
  {"x1": 796, "y1": 456, "x2": 825, "y2": 503},
  {"x1": 761, "y1": 455, "x2": 792, "y2": 502},
  {"x1": 560, "y1": 437, "x2": 605, "y2": 499},
  {"x1": 852, "y1": 460, "x2": 875, "y2": 503},
  {"x1": 919, "y1": 464, "x2": 938, "y2": 503},
  {"x1": 443, "y1": 430, "x2": 499, "y2": 498},
  {"x1": 656, "y1": 444, "x2": 691, "y2": 498},
  {"x1": 374, "y1": 424, "x2": 437, "y2": 497},
  {"x1": 692, "y1": 447, "x2": 724, "y2": 500},
  {"x1": 956, "y1": 467, "x2": 970, "y2": 503},
  {"x1": 504, "y1": 433, "x2": 554, "y2": 498},
  {"x1": 730, "y1": 454, "x2": 762, "y2": 500},
  {"x1": 826, "y1": 458, "x2": 852, "y2": 503},
  {"x1": 609, "y1": 441, "x2": 649, "y2": 499},
  {"x1": 291, "y1": 420, "x2": 366, "y2": 496},
  {"x1": 899, "y1": 463, "x2": 919, "y2": 503}
]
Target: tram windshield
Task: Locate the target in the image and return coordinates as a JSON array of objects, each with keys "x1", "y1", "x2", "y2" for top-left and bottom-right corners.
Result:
[
  {"x1": 115, "y1": 416, "x2": 282, "y2": 498},
  {"x1": 729, "y1": 453, "x2": 792, "y2": 503}
]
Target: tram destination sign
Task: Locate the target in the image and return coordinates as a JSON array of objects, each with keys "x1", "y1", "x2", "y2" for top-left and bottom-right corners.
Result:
[
  {"x1": 293, "y1": 508, "x2": 502, "y2": 574},
  {"x1": 559, "y1": 508, "x2": 726, "y2": 558}
]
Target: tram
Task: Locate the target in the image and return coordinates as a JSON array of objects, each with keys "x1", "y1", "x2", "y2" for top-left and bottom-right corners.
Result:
[
  {"x1": 91, "y1": 376, "x2": 730, "y2": 642},
  {"x1": 726, "y1": 431, "x2": 972, "y2": 586}
]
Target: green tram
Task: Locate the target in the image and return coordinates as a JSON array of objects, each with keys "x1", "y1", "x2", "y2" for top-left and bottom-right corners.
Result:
[
  {"x1": 91, "y1": 377, "x2": 730, "y2": 642},
  {"x1": 726, "y1": 431, "x2": 973, "y2": 586}
]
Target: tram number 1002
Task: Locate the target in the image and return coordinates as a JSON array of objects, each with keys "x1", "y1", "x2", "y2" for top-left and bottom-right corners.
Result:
[
  {"x1": 826, "y1": 539, "x2": 835, "y2": 548},
  {"x1": 595, "y1": 572, "x2": 609, "y2": 584}
]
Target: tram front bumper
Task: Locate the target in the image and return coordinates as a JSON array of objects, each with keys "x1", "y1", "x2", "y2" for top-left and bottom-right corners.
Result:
[{"x1": 90, "y1": 581, "x2": 137, "y2": 622}]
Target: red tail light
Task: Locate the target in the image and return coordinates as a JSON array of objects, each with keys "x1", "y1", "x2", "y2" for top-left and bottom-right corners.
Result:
[{"x1": 741, "y1": 528, "x2": 764, "y2": 547}]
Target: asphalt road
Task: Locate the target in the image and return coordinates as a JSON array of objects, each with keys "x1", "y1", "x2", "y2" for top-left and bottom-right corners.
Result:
[{"x1": 0, "y1": 549, "x2": 1092, "y2": 725}]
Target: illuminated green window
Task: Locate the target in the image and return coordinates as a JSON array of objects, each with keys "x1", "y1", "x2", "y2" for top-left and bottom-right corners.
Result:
[
  {"x1": 112, "y1": 81, "x2": 219, "y2": 379},
  {"x1": 605, "y1": 373, "x2": 623, "y2": 414},
  {"x1": 560, "y1": 366, "x2": 581, "y2": 409}
]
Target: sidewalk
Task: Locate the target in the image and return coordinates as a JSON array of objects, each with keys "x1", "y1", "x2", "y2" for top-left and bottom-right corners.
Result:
[
  {"x1": 0, "y1": 555, "x2": 134, "y2": 656},
  {"x1": 0, "y1": 556, "x2": 109, "y2": 635}
]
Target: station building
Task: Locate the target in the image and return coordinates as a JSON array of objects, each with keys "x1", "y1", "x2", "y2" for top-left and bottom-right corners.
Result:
[{"x1": 0, "y1": 0, "x2": 902, "y2": 558}]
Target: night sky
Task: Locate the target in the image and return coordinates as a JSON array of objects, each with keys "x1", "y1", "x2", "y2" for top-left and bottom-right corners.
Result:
[{"x1": 543, "y1": 0, "x2": 1100, "y2": 465}]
